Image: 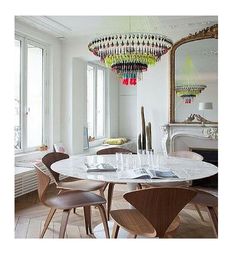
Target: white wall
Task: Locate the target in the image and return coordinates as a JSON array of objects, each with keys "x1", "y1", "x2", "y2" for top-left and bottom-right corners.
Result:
[
  {"x1": 107, "y1": 71, "x2": 119, "y2": 138},
  {"x1": 137, "y1": 56, "x2": 169, "y2": 153},
  {"x1": 71, "y1": 58, "x2": 87, "y2": 154},
  {"x1": 15, "y1": 20, "x2": 62, "y2": 149},
  {"x1": 61, "y1": 37, "x2": 119, "y2": 154},
  {"x1": 119, "y1": 84, "x2": 137, "y2": 140},
  {"x1": 116, "y1": 56, "x2": 169, "y2": 153}
]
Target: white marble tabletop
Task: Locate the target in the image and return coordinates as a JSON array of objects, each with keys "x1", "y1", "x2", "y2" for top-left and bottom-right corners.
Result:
[{"x1": 51, "y1": 154, "x2": 218, "y2": 184}]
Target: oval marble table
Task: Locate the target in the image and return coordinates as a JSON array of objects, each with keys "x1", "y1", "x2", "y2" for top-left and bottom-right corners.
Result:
[
  {"x1": 51, "y1": 154, "x2": 218, "y2": 238},
  {"x1": 51, "y1": 154, "x2": 218, "y2": 184}
]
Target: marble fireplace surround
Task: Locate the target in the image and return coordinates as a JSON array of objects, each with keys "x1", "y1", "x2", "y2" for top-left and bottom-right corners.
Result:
[{"x1": 162, "y1": 124, "x2": 218, "y2": 154}]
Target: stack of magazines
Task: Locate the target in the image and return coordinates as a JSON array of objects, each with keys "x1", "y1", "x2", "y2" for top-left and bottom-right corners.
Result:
[
  {"x1": 84, "y1": 163, "x2": 117, "y2": 172},
  {"x1": 120, "y1": 168, "x2": 179, "y2": 179}
]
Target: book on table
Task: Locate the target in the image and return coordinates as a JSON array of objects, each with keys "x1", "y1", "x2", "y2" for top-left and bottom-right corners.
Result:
[
  {"x1": 84, "y1": 162, "x2": 117, "y2": 172},
  {"x1": 120, "y1": 168, "x2": 179, "y2": 179}
]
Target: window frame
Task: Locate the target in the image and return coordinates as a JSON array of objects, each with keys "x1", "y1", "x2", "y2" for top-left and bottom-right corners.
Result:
[
  {"x1": 15, "y1": 33, "x2": 49, "y2": 154},
  {"x1": 87, "y1": 63, "x2": 107, "y2": 141}
]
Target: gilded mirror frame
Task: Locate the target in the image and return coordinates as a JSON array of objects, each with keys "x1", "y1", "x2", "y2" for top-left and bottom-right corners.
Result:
[{"x1": 169, "y1": 24, "x2": 218, "y2": 123}]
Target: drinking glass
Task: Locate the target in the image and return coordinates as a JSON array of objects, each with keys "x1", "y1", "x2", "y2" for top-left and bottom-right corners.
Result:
[
  {"x1": 124, "y1": 153, "x2": 135, "y2": 170},
  {"x1": 137, "y1": 150, "x2": 149, "y2": 168},
  {"x1": 116, "y1": 153, "x2": 124, "y2": 171},
  {"x1": 147, "y1": 150, "x2": 154, "y2": 168},
  {"x1": 155, "y1": 154, "x2": 160, "y2": 169}
]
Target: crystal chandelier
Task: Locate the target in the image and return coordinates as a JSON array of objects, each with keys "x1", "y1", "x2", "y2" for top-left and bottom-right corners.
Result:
[
  {"x1": 176, "y1": 84, "x2": 206, "y2": 104},
  {"x1": 88, "y1": 32, "x2": 173, "y2": 85}
]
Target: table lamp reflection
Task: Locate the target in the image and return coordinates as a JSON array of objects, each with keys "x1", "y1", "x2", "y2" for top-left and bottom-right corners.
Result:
[{"x1": 199, "y1": 102, "x2": 213, "y2": 122}]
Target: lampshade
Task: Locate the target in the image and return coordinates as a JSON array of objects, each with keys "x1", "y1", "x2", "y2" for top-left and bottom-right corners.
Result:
[{"x1": 199, "y1": 102, "x2": 213, "y2": 110}]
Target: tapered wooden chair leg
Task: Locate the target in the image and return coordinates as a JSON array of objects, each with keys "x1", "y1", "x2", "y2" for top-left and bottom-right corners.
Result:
[
  {"x1": 97, "y1": 205, "x2": 110, "y2": 238},
  {"x1": 107, "y1": 183, "x2": 115, "y2": 220},
  {"x1": 101, "y1": 182, "x2": 108, "y2": 193},
  {"x1": 99, "y1": 187, "x2": 105, "y2": 198},
  {"x1": 84, "y1": 206, "x2": 92, "y2": 235},
  {"x1": 194, "y1": 203, "x2": 205, "y2": 221},
  {"x1": 207, "y1": 206, "x2": 218, "y2": 237},
  {"x1": 99, "y1": 187, "x2": 107, "y2": 209},
  {"x1": 59, "y1": 209, "x2": 71, "y2": 238},
  {"x1": 112, "y1": 223, "x2": 120, "y2": 238},
  {"x1": 40, "y1": 208, "x2": 56, "y2": 238}
]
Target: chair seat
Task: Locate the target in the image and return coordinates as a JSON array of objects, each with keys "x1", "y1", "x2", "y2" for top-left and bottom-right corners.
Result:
[
  {"x1": 45, "y1": 190, "x2": 106, "y2": 210},
  {"x1": 111, "y1": 208, "x2": 180, "y2": 238},
  {"x1": 57, "y1": 179, "x2": 106, "y2": 191}
]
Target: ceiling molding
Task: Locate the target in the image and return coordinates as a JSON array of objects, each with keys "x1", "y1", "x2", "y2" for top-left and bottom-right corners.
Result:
[
  {"x1": 15, "y1": 16, "x2": 218, "y2": 42},
  {"x1": 15, "y1": 16, "x2": 72, "y2": 38}
]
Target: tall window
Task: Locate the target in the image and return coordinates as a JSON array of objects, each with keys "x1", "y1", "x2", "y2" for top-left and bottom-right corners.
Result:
[
  {"x1": 15, "y1": 35, "x2": 47, "y2": 153},
  {"x1": 87, "y1": 64, "x2": 106, "y2": 141}
]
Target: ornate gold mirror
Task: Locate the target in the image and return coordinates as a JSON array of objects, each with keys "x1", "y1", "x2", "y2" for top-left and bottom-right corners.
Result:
[{"x1": 169, "y1": 24, "x2": 218, "y2": 124}]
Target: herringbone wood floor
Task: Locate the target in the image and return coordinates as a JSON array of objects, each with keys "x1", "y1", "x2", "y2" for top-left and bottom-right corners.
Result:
[{"x1": 15, "y1": 180, "x2": 216, "y2": 238}]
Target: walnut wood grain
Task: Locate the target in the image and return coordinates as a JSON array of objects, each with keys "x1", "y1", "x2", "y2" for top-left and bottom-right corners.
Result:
[
  {"x1": 96, "y1": 147, "x2": 133, "y2": 155},
  {"x1": 111, "y1": 187, "x2": 197, "y2": 238},
  {"x1": 34, "y1": 164, "x2": 110, "y2": 238}
]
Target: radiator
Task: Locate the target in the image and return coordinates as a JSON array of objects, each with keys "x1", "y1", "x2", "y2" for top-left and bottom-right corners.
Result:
[{"x1": 15, "y1": 163, "x2": 67, "y2": 198}]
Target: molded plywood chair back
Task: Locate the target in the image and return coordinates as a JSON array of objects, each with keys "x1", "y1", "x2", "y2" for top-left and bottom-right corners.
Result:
[
  {"x1": 42, "y1": 152, "x2": 69, "y2": 183},
  {"x1": 112, "y1": 187, "x2": 197, "y2": 238},
  {"x1": 97, "y1": 147, "x2": 133, "y2": 155},
  {"x1": 42, "y1": 152, "x2": 106, "y2": 193},
  {"x1": 34, "y1": 163, "x2": 50, "y2": 202},
  {"x1": 42, "y1": 150, "x2": 106, "y2": 195}
]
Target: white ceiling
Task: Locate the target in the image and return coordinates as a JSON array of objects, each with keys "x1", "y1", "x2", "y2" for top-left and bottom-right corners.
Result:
[{"x1": 15, "y1": 16, "x2": 217, "y2": 43}]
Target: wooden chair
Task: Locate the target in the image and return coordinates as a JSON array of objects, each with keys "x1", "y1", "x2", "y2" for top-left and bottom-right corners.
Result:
[
  {"x1": 97, "y1": 147, "x2": 142, "y2": 220},
  {"x1": 110, "y1": 187, "x2": 197, "y2": 238},
  {"x1": 169, "y1": 150, "x2": 204, "y2": 161},
  {"x1": 42, "y1": 152, "x2": 106, "y2": 233},
  {"x1": 97, "y1": 147, "x2": 135, "y2": 155},
  {"x1": 190, "y1": 188, "x2": 218, "y2": 237},
  {"x1": 34, "y1": 164, "x2": 109, "y2": 238},
  {"x1": 168, "y1": 150, "x2": 209, "y2": 222},
  {"x1": 42, "y1": 152, "x2": 106, "y2": 195}
]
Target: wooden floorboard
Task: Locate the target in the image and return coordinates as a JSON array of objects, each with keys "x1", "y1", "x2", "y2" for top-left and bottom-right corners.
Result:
[{"x1": 15, "y1": 182, "x2": 216, "y2": 238}]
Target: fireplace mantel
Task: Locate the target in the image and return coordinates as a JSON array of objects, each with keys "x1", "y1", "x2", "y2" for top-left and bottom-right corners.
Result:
[{"x1": 161, "y1": 123, "x2": 218, "y2": 154}]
